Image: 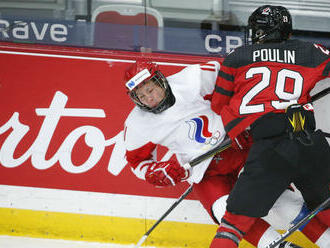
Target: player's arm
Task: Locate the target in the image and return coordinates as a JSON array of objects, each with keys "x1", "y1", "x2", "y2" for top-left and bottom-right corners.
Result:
[
  {"x1": 211, "y1": 63, "x2": 236, "y2": 114},
  {"x1": 126, "y1": 144, "x2": 189, "y2": 187},
  {"x1": 211, "y1": 60, "x2": 236, "y2": 114},
  {"x1": 313, "y1": 43, "x2": 330, "y2": 78},
  {"x1": 199, "y1": 61, "x2": 221, "y2": 97}
]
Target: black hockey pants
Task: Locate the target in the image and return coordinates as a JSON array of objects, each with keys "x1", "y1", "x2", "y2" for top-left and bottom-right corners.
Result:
[{"x1": 226, "y1": 113, "x2": 330, "y2": 217}]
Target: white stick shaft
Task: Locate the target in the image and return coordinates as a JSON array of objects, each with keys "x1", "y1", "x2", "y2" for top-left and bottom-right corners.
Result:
[{"x1": 135, "y1": 235, "x2": 147, "y2": 248}]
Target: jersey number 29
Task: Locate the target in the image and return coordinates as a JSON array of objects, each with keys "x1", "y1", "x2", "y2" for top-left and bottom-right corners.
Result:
[{"x1": 240, "y1": 66, "x2": 303, "y2": 114}]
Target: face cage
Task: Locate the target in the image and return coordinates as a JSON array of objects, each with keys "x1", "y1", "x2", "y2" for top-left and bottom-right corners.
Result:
[
  {"x1": 245, "y1": 23, "x2": 287, "y2": 45},
  {"x1": 129, "y1": 71, "x2": 170, "y2": 113},
  {"x1": 245, "y1": 26, "x2": 253, "y2": 45}
]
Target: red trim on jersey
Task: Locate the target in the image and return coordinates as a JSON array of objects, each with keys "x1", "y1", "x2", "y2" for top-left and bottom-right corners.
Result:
[
  {"x1": 316, "y1": 209, "x2": 330, "y2": 226},
  {"x1": 211, "y1": 92, "x2": 230, "y2": 115},
  {"x1": 201, "y1": 67, "x2": 216, "y2": 72},
  {"x1": 244, "y1": 218, "x2": 271, "y2": 247},
  {"x1": 200, "y1": 63, "x2": 216, "y2": 71},
  {"x1": 211, "y1": 69, "x2": 234, "y2": 115},
  {"x1": 200, "y1": 115, "x2": 213, "y2": 137},
  {"x1": 126, "y1": 142, "x2": 156, "y2": 169},
  {"x1": 302, "y1": 217, "x2": 328, "y2": 242},
  {"x1": 220, "y1": 64, "x2": 236, "y2": 78}
]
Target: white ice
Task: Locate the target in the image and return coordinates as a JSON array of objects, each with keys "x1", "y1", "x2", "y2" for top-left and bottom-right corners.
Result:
[{"x1": 0, "y1": 236, "x2": 157, "y2": 248}]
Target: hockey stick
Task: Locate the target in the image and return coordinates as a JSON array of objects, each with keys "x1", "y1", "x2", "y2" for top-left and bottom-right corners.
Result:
[
  {"x1": 134, "y1": 137, "x2": 232, "y2": 248},
  {"x1": 265, "y1": 196, "x2": 330, "y2": 248},
  {"x1": 311, "y1": 86, "x2": 330, "y2": 102},
  {"x1": 135, "y1": 185, "x2": 193, "y2": 248},
  {"x1": 183, "y1": 136, "x2": 231, "y2": 169},
  {"x1": 323, "y1": 132, "x2": 330, "y2": 138},
  {"x1": 311, "y1": 87, "x2": 330, "y2": 138}
]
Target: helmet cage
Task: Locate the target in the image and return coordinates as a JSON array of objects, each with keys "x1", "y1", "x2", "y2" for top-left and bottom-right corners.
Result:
[
  {"x1": 246, "y1": 5, "x2": 292, "y2": 44},
  {"x1": 128, "y1": 70, "x2": 175, "y2": 114}
]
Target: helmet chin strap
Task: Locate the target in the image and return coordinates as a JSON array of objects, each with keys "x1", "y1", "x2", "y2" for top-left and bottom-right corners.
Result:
[{"x1": 252, "y1": 24, "x2": 283, "y2": 44}]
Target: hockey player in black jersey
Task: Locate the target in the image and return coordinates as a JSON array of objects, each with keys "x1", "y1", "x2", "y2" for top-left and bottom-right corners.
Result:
[{"x1": 210, "y1": 5, "x2": 330, "y2": 248}]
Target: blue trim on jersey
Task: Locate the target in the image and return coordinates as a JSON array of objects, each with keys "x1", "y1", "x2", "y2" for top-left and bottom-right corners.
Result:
[
  {"x1": 291, "y1": 203, "x2": 310, "y2": 230},
  {"x1": 191, "y1": 118, "x2": 206, "y2": 143}
]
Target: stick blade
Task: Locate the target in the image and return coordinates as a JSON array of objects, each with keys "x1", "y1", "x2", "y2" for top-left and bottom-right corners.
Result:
[{"x1": 135, "y1": 235, "x2": 148, "y2": 248}]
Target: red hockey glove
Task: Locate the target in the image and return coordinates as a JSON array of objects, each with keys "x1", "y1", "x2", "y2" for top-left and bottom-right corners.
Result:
[
  {"x1": 145, "y1": 161, "x2": 189, "y2": 187},
  {"x1": 231, "y1": 130, "x2": 253, "y2": 150}
]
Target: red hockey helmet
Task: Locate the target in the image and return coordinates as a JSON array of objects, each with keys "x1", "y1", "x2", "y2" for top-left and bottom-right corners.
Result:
[{"x1": 125, "y1": 60, "x2": 175, "y2": 113}]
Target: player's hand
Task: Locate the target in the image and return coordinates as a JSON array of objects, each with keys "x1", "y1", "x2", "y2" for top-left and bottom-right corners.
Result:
[
  {"x1": 231, "y1": 130, "x2": 253, "y2": 150},
  {"x1": 145, "y1": 161, "x2": 189, "y2": 187}
]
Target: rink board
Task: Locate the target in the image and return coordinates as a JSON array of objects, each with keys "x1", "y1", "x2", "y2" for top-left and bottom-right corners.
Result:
[
  {"x1": 0, "y1": 42, "x2": 327, "y2": 247},
  {"x1": 0, "y1": 185, "x2": 317, "y2": 248}
]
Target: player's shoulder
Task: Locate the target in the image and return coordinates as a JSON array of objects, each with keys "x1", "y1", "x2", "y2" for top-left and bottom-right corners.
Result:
[
  {"x1": 221, "y1": 45, "x2": 252, "y2": 68},
  {"x1": 284, "y1": 39, "x2": 329, "y2": 56},
  {"x1": 286, "y1": 39, "x2": 330, "y2": 66},
  {"x1": 125, "y1": 107, "x2": 148, "y2": 128},
  {"x1": 173, "y1": 61, "x2": 220, "y2": 75},
  {"x1": 310, "y1": 42, "x2": 330, "y2": 57},
  {"x1": 285, "y1": 39, "x2": 317, "y2": 51},
  {"x1": 200, "y1": 61, "x2": 221, "y2": 70},
  {"x1": 167, "y1": 61, "x2": 217, "y2": 82},
  {"x1": 124, "y1": 108, "x2": 157, "y2": 143}
]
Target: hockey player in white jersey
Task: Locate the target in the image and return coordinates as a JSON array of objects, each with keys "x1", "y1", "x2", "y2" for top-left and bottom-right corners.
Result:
[{"x1": 123, "y1": 59, "x2": 330, "y2": 248}]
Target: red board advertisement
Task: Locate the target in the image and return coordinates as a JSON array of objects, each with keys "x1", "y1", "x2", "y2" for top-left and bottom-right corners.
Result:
[{"x1": 0, "y1": 42, "x2": 223, "y2": 199}]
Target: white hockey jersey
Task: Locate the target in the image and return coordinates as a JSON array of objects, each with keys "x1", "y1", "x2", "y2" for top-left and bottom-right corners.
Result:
[{"x1": 124, "y1": 61, "x2": 226, "y2": 183}]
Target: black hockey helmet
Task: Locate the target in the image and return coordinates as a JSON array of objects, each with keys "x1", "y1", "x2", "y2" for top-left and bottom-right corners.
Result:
[
  {"x1": 246, "y1": 5, "x2": 292, "y2": 44},
  {"x1": 125, "y1": 60, "x2": 175, "y2": 114}
]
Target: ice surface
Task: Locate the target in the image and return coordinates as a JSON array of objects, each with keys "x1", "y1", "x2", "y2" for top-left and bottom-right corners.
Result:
[{"x1": 0, "y1": 236, "x2": 157, "y2": 248}]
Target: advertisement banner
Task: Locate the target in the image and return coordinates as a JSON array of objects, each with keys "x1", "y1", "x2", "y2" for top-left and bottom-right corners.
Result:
[
  {"x1": 0, "y1": 16, "x2": 91, "y2": 46},
  {"x1": 1, "y1": 17, "x2": 329, "y2": 56},
  {"x1": 0, "y1": 43, "x2": 222, "y2": 199}
]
